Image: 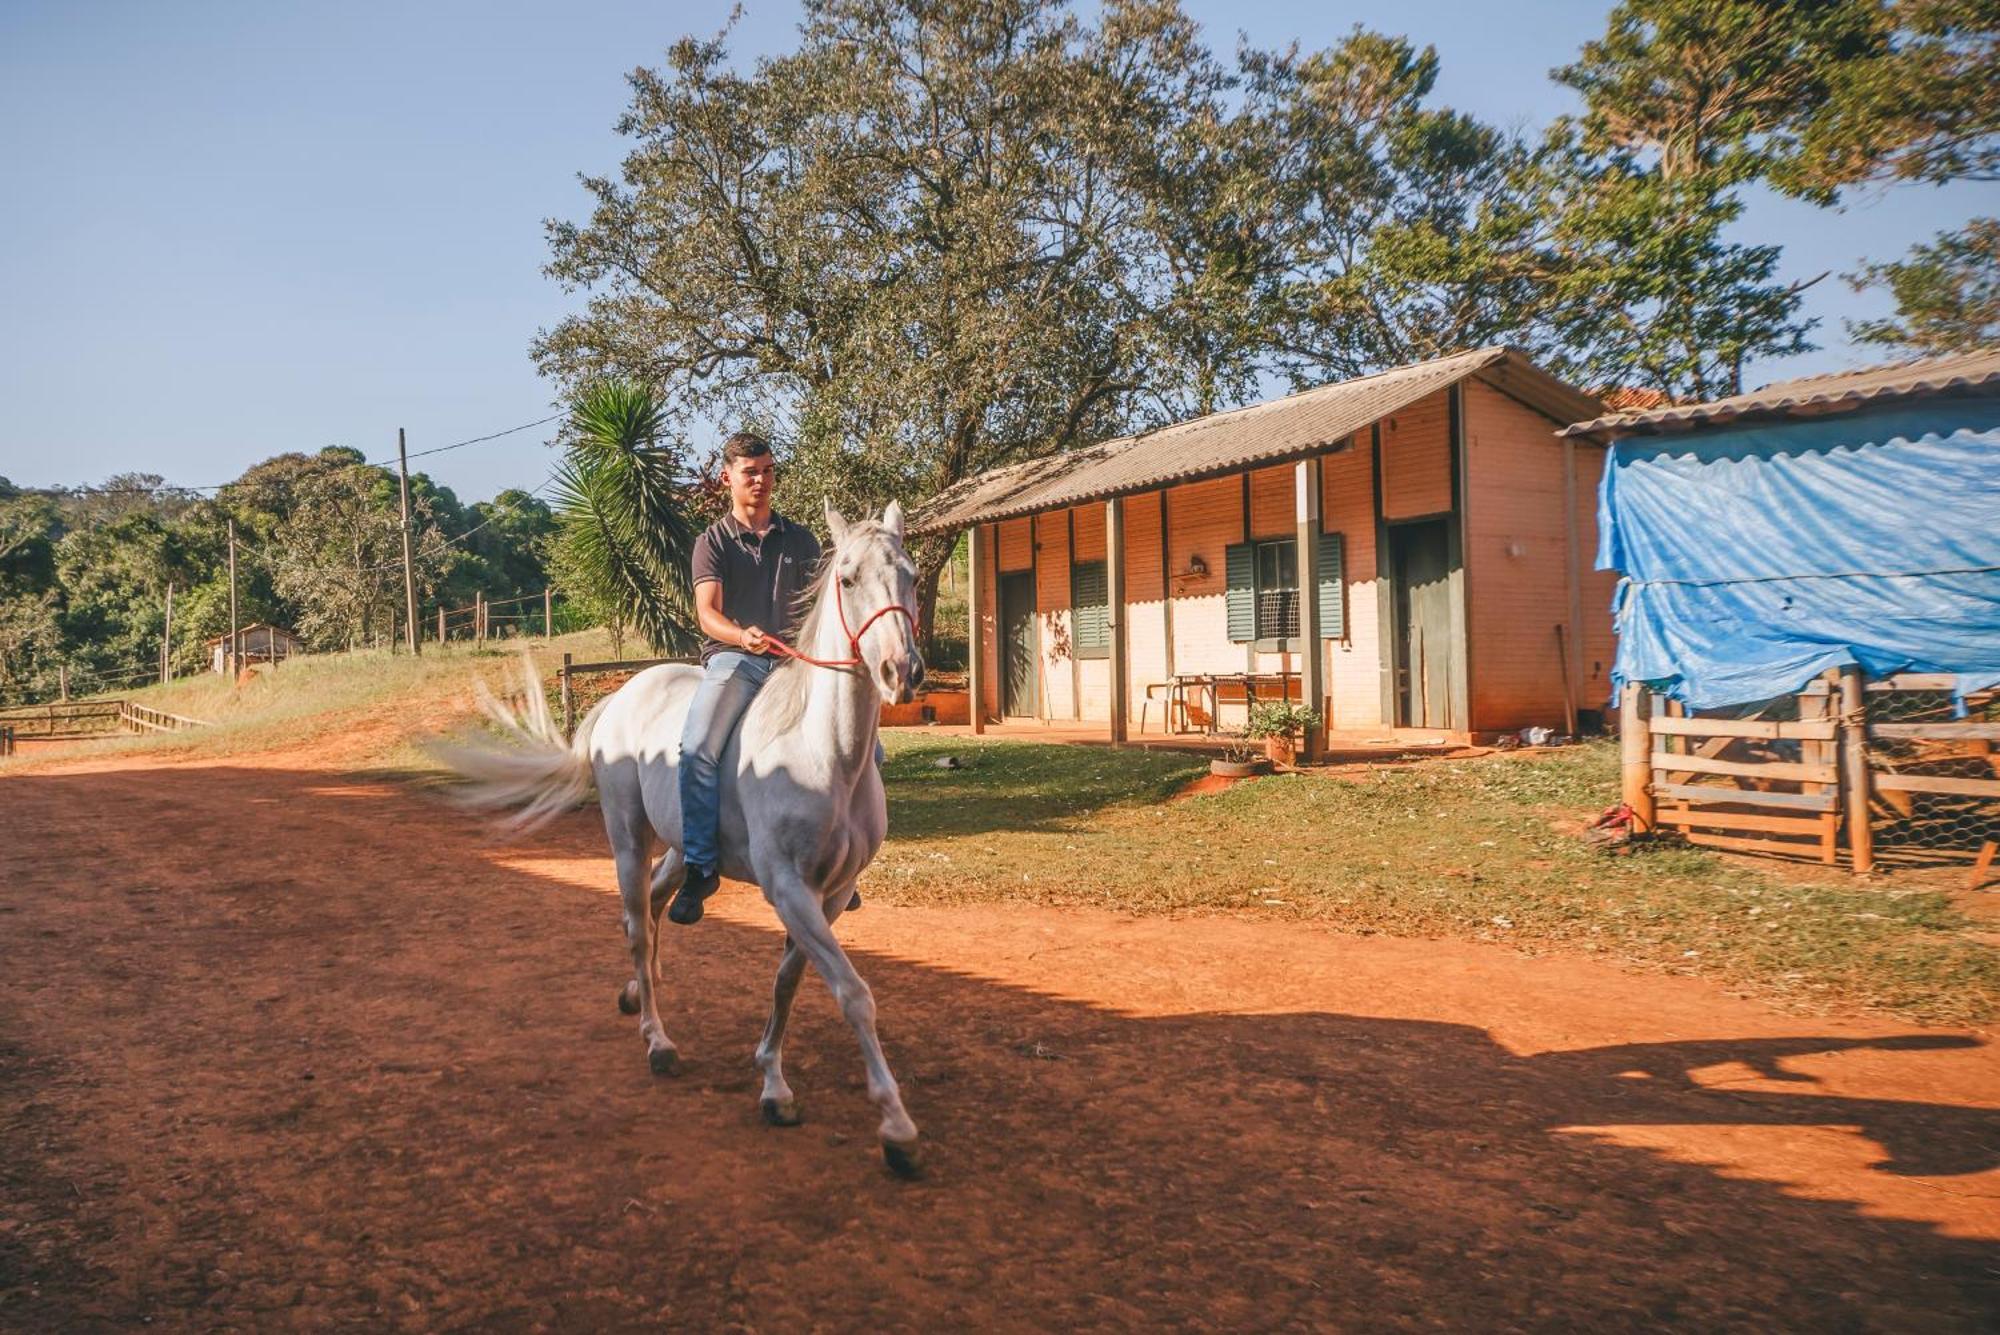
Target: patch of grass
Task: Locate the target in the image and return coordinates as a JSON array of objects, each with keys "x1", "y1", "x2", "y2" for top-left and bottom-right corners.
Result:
[
  {"x1": 870, "y1": 735, "x2": 1999, "y2": 1025},
  {"x1": 880, "y1": 734, "x2": 1206, "y2": 835},
  {"x1": 3, "y1": 629, "x2": 625, "y2": 771}
]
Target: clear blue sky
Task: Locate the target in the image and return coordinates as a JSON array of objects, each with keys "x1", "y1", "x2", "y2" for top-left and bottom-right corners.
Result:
[{"x1": 2, "y1": 1, "x2": 1988, "y2": 503}]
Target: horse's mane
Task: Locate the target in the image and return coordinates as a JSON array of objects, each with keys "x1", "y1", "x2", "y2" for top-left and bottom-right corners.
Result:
[{"x1": 749, "y1": 519, "x2": 887, "y2": 737}]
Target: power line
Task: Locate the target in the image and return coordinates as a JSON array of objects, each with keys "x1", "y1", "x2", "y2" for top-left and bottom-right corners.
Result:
[{"x1": 37, "y1": 410, "x2": 569, "y2": 498}]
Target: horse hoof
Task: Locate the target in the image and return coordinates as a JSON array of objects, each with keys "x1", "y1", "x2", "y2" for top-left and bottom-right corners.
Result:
[
  {"x1": 761, "y1": 1097, "x2": 803, "y2": 1127},
  {"x1": 647, "y1": 1047, "x2": 681, "y2": 1077},
  {"x1": 617, "y1": 981, "x2": 639, "y2": 1015},
  {"x1": 881, "y1": 1137, "x2": 923, "y2": 1180}
]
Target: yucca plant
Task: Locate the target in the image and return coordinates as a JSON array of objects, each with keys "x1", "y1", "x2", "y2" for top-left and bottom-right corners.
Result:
[{"x1": 549, "y1": 382, "x2": 700, "y2": 655}]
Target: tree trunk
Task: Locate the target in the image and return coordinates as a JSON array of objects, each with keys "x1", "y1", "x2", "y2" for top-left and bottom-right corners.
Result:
[{"x1": 909, "y1": 532, "x2": 954, "y2": 652}]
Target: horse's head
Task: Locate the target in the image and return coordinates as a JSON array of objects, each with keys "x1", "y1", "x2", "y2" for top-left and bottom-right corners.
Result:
[{"x1": 824, "y1": 497, "x2": 926, "y2": 705}]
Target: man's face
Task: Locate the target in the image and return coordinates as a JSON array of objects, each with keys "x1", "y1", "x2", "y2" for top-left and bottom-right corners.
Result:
[{"x1": 727, "y1": 452, "x2": 776, "y2": 511}]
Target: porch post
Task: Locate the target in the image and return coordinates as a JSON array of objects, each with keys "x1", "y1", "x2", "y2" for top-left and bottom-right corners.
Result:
[
  {"x1": 965, "y1": 524, "x2": 987, "y2": 735},
  {"x1": 1106, "y1": 496, "x2": 1128, "y2": 747},
  {"x1": 1295, "y1": 459, "x2": 1325, "y2": 763}
]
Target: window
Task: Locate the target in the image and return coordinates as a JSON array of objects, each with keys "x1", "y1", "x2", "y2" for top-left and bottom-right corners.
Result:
[
  {"x1": 1254, "y1": 539, "x2": 1299, "y2": 640},
  {"x1": 1071, "y1": 559, "x2": 1108, "y2": 657},
  {"x1": 1226, "y1": 532, "x2": 1344, "y2": 644}
]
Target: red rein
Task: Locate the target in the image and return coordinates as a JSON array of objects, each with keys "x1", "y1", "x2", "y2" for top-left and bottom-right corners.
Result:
[{"x1": 763, "y1": 578, "x2": 915, "y2": 670}]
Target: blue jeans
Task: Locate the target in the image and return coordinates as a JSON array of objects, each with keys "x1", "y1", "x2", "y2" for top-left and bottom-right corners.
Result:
[{"x1": 679, "y1": 651, "x2": 777, "y2": 874}]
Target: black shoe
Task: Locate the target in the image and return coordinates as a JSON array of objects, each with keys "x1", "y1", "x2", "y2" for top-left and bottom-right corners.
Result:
[{"x1": 668, "y1": 866, "x2": 720, "y2": 925}]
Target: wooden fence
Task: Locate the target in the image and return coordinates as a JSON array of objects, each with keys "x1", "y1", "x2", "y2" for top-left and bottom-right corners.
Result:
[
  {"x1": 0, "y1": 699, "x2": 212, "y2": 746},
  {"x1": 1622, "y1": 671, "x2": 2000, "y2": 886},
  {"x1": 557, "y1": 653, "x2": 690, "y2": 738}
]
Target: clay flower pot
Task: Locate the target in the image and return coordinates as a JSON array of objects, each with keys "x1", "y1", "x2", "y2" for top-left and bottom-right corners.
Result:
[{"x1": 1263, "y1": 735, "x2": 1298, "y2": 767}]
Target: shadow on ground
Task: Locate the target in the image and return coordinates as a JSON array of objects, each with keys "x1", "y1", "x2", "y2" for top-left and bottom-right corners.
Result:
[{"x1": 2, "y1": 765, "x2": 1996, "y2": 1330}]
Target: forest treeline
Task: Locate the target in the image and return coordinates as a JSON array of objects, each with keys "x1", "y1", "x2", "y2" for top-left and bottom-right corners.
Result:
[
  {"x1": 8, "y1": 0, "x2": 1994, "y2": 698},
  {"x1": 0, "y1": 451, "x2": 557, "y2": 704}
]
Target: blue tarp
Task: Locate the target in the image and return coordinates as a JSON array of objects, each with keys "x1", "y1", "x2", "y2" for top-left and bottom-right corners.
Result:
[{"x1": 1596, "y1": 400, "x2": 2000, "y2": 710}]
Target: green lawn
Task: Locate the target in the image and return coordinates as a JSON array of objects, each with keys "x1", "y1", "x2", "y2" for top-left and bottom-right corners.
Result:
[{"x1": 873, "y1": 733, "x2": 1999, "y2": 1025}]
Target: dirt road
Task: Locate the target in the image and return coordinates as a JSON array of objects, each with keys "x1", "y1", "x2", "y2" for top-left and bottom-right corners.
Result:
[{"x1": 4, "y1": 746, "x2": 1998, "y2": 1329}]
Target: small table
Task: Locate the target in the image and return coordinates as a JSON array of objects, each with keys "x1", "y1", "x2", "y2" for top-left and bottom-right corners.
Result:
[{"x1": 1160, "y1": 670, "x2": 1300, "y2": 735}]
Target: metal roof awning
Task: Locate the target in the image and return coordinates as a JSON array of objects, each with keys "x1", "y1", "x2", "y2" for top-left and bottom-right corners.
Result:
[
  {"x1": 909, "y1": 346, "x2": 1601, "y2": 536},
  {"x1": 1561, "y1": 346, "x2": 2000, "y2": 441}
]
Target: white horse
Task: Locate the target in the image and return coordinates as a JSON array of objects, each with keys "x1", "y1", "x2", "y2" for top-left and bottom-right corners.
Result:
[{"x1": 436, "y1": 500, "x2": 927, "y2": 1175}]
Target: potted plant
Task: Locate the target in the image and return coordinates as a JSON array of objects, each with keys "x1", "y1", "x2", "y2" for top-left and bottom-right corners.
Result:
[
  {"x1": 1209, "y1": 742, "x2": 1271, "y2": 779},
  {"x1": 1245, "y1": 701, "x2": 1322, "y2": 768}
]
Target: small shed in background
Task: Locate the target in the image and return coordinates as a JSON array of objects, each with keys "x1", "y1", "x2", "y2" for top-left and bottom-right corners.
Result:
[
  {"x1": 206, "y1": 624, "x2": 303, "y2": 675},
  {"x1": 911, "y1": 346, "x2": 1614, "y2": 756},
  {"x1": 1566, "y1": 347, "x2": 2000, "y2": 878}
]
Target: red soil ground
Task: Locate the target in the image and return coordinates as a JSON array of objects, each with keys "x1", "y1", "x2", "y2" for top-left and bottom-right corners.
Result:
[{"x1": 3, "y1": 731, "x2": 1998, "y2": 1330}]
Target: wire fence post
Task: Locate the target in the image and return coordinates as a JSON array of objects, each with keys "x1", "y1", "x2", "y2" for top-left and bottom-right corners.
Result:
[
  {"x1": 560, "y1": 653, "x2": 574, "y2": 741},
  {"x1": 1619, "y1": 680, "x2": 1654, "y2": 831},
  {"x1": 544, "y1": 586, "x2": 553, "y2": 642},
  {"x1": 1839, "y1": 665, "x2": 1875, "y2": 874}
]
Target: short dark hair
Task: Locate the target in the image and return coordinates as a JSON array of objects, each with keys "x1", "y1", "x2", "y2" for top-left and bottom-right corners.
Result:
[{"x1": 722, "y1": 431, "x2": 772, "y2": 465}]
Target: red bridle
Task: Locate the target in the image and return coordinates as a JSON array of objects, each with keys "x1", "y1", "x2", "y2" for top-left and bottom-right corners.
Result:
[{"x1": 764, "y1": 577, "x2": 916, "y2": 670}]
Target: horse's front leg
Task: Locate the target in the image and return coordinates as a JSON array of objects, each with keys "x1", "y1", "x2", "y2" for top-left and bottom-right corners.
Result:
[
  {"x1": 765, "y1": 870, "x2": 919, "y2": 1176},
  {"x1": 753, "y1": 885, "x2": 852, "y2": 1127}
]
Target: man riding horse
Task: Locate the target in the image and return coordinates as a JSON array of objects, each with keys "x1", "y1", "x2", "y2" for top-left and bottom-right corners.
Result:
[{"x1": 670, "y1": 432, "x2": 865, "y2": 927}]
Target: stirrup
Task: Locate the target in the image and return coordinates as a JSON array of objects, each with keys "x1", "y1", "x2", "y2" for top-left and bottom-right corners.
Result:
[{"x1": 668, "y1": 867, "x2": 720, "y2": 925}]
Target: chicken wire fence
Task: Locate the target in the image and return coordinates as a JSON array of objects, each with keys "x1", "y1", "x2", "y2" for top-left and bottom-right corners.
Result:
[{"x1": 1865, "y1": 679, "x2": 2000, "y2": 866}]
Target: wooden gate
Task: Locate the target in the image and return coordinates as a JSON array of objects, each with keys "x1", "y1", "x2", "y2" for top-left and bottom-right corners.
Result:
[
  {"x1": 1644, "y1": 677, "x2": 1842, "y2": 864},
  {"x1": 1621, "y1": 671, "x2": 2000, "y2": 882}
]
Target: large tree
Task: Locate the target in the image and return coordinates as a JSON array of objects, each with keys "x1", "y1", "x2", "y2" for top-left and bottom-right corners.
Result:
[
  {"x1": 536, "y1": 0, "x2": 1246, "y2": 636},
  {"x1": 1254, "y1": 30, "x2": 1566, "y2": 385},
  {"x1": 1847, "y1": 217, "x2": 2000, "y2": 353}
]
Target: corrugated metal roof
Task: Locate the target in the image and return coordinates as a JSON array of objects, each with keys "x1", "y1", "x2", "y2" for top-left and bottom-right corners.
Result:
[
  {"x1": 910, "y1": 346, "x2": 1599, "y2": 535},
  {"x1": 1560, "y1": 346, "x2": 2000, "y2": 440}
]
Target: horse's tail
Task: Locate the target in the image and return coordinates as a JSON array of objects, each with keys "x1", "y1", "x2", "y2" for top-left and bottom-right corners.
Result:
[{"x1": 427, "y1": 651, "x2": 607, "y2": 837}]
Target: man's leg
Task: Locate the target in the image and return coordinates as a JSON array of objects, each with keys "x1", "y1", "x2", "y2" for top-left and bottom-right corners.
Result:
[{"x1": 671, "y1": 652, "x2": 768, "y2": 925}]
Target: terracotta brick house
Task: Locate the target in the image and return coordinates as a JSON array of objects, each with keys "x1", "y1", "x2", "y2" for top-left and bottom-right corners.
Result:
[{"x1": 909, "y1": 347, "x2": 1618, "y2": 756}]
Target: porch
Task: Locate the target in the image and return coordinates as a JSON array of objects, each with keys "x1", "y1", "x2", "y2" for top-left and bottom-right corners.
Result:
[{"x1": 893, "y1": 717, "x2": 1480, "y2": 765}]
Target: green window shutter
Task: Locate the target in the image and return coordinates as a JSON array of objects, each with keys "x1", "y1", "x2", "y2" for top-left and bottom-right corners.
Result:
[
  {"x1": 1225, "y1": 542, "x2": 1254, "y2": 642},
  {"x1": 1072, "y1": 560, "x2": 1108, "y2": 652},
  {"x1": 1317, "y1": 531, "x2": 1345, "y2": 639}
]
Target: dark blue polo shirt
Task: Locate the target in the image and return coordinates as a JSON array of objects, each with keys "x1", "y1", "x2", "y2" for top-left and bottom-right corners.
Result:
[{"x1": 690, "y1": 511, "x2": 822, "y2": 663}]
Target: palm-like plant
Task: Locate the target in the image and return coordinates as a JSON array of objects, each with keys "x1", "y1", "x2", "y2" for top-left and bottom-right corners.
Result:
[{"x1": 549, "y1": 382, "x2": 700, "y2": 654}]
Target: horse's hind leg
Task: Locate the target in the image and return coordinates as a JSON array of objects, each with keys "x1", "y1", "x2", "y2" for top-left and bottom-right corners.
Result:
[
  {"x1": 609, "y1": 816, "x2": 679, "y2": 1076},
  {"x1": 754, "y1": 885, "x2": 847, "y2": 1128},
  {"x1": 617, "y1": 845, "x2": 684, "y2": 1017},
  {"x1": 766, "y1": 874, "x2": 918, "y2": 1175}
]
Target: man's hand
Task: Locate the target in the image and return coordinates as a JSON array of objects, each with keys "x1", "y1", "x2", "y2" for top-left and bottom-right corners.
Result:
[{"x1": 741, "y1": 625, "x2": 770, "y2": 654}]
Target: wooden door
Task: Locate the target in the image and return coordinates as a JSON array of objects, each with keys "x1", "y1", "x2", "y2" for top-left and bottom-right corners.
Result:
[
  {"x1": 1392, "y1": 521, "x2": 1456, "y2": 728},
  {"x1": 999, "y1": 571, "x2": 1039, "y2": 718}
]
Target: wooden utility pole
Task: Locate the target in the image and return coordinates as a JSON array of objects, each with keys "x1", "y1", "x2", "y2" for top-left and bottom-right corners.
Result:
[
  {"x1": 476, "y1": 591, "x2": 486, "y2": 647},
  {"x1": 396, "y1": 428, "x2": 422, "y2": 656},
  {"x1": 161, "y1": 581, "x2": 174, "y2": 685},
  {"x1": 438, "y1": 606, "x2": 447, "y2": 647},
  {"x1": 227, "y1": 517, "x2": 240, "y2": 680},
  {"x1": 544, "y1": 586, "x2": 554, "y2": 641}
]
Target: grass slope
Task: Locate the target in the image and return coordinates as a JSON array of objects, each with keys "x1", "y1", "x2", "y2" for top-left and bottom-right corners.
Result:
[{"x1": 873, "y1": 733, "x2": 1999, "y2": 1025}]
